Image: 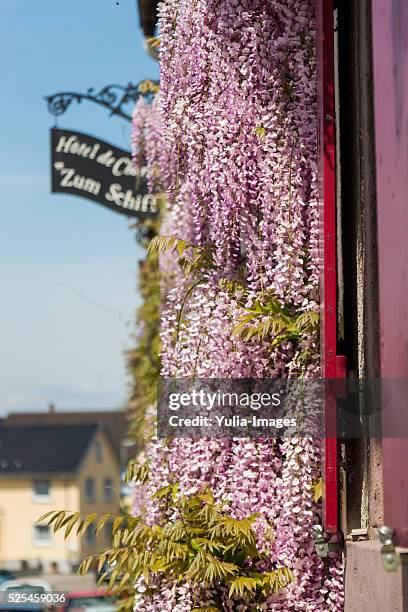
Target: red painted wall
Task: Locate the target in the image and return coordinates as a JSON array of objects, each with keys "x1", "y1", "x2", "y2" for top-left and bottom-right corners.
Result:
[{"x1": 372, "y1": 0, "x2": 408, "y2": 546}]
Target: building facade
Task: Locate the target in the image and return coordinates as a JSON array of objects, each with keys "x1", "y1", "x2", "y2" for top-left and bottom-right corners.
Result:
[
  {"x1": 317, "y1": 0, "x2": 408, "y2": 609},
  {"x1": 0, "y1": 424, "x2": 120, "y2": 573}
]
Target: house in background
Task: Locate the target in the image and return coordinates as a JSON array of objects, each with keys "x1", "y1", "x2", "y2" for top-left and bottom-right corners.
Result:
[
  {"x1": 2, "y1": 407, "x2": 137, "y2": 469},
  {"x1": 0, "y1": 423, "x2": 120, "y2": 573}
]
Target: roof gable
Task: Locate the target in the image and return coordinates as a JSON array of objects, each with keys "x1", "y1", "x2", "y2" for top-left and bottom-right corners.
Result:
[
  {"x1": 3, "y1": 410, "x2": 132, "y2": 461},
  {"x1": 0, "y1": 424, "x2": 100, "y2": 474}
]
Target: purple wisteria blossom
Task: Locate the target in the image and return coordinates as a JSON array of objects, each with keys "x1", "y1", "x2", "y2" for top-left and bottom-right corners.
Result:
[{"x1": 130, "y1": 0, "x2": 344, "y2": 609}]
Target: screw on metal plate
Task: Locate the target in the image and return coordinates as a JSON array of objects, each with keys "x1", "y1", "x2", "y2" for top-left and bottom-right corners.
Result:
[
  {"x1": 312, "y1": 525, "x2": 342, "y2": 558},
  {"x1": 378, "y1": 525, "x2": 399, "y2": 572},
  {"x1": 313, "y1": 525, "x2": 329, "y2": 557}
]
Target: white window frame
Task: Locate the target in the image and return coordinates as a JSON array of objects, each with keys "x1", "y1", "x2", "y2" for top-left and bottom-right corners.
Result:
[
  {"x1": 33, "y1": 524, "x2": 52, "y2": 547},
  {"x1": 105, "y1": 519, "x2": 114, "y2": 542},
  {"x1": 32, "y1": 479, "x2": 51, "y2": 502},
  {"x1": 103, "y1": 477, "x2": 114, "y2": 502},
  {"x1": 84, "y1": 476, "x2": 95, "y2": 503},
  {"x1": 84, "y1": 525, "x2": 95, "y2": 547}
]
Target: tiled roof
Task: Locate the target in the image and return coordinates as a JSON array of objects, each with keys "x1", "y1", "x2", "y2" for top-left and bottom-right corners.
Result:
[
  {"x1": 0, "y1": 424, "x2": 100, "y2": 474},
  {"x1": 3, "y1": 410, "x2": 134, "y2": 462}
]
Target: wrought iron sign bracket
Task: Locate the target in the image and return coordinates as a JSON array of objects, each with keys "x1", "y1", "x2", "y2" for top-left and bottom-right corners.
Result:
[{"x1": 45, "y1": 81, "x2": 159, "y2": 123}]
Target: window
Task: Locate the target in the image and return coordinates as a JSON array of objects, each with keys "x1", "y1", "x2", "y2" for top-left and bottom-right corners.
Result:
[
  {"x1": 84, "y1": 525, "x2": 95, "y2": 547},
  {"x1": 84, "y1": 477, "x2": 95, "y2": 502},
  {"x1": 105, "y1": 519, "x2": 114, "y2": 543},
  {"x1": 32, "y1": 479, "x2": 50, "y2": 500},
  {"x1": 103, "y1": 477, "x2": 114, "y2": 502},
  {"x1": 33, "y1": 524, "x2": 51, "y2": 546},
  {"x1": 95, "y1": 441, "x2": 102, "y2": 464}
]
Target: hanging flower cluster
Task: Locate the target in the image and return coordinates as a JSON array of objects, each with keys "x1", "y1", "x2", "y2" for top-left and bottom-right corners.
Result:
[
  {"x1": 132, "y1": 93, "x2": 175, "y2": 194},
  {"x1": 130, "y1": 0, "x2": 343, "y2": 609}
]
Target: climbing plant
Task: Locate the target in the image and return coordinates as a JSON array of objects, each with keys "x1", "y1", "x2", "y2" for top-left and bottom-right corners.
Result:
[
  {"x1": 124, "y1": 0, "x2": 344, "y2": 609},
  {"x1": 38, "y1": 480, "x2": 293, "y2": 611}
]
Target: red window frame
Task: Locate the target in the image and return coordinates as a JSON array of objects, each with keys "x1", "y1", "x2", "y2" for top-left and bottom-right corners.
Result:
[{"x1": 316, "y1": 0, "x2": 339, "y2": 534}]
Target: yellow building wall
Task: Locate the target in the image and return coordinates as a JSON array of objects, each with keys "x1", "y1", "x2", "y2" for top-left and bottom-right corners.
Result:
[
  {"x1": 0, "y1": 429, "x2": 120, "y2": 569},
  {"x1": 77, "y1": 430, "x2": 120, "y2": 557},
  {"x1": 0, "y1": 476, "x2": 80, "y2": 568}
]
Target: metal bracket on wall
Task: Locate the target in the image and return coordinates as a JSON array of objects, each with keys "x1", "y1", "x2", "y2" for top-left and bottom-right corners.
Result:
[
  {"x1": 45, "y1": 81, "x2": 159, "y2": 123},
  {"x1": 378, "y1": 525, "x2": 399, "y2": 572},
  {"x1": 312, "y1": 525, "x2": 343, "y2": 557}
]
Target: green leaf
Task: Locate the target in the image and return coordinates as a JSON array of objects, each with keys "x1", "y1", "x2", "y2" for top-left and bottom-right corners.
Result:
[
  {"x1": 198, "y1": 489, "x2": 215, "y2": 506},
  {"x1": 53, "y1": 512, "x2": 68, "y2": 532},
  {"x1": 77, "y1": 513, "x2": 97, "y2": 536},
  {"x1": 42, "y1": 485, "x2": 293, "y2": 606},
  {"x1": 117, "y1": 596, "x2": 135, "y2": 612},
  {"x1": 261, "y1": 567, "x2": 294, "y2": 593},
  {"x1": 47, "y1": 511, "x2": 65, "y2": 526},
  {"x1": 108, "y1": 568, "x2": 121, "y2": 590},
  {"x1": 97, "y1": 554, "x2": 107, "y2": 573},
  {"x1": 63, "y1": 513, "x2": 81, "y2": 539},
  {"x1": 312, "y1": 477, "x2": 323, "y2": 502},
  {"x1": 172, "y1": 482, "x2": 180, "y2": 501},
  {"x1": 232, "y1": 293, "x2": 319, "y2": 348},
  {"x1": 148, "y1": 235, "x2": 190, "y2": 257},
  {"x1": 253, "y1": 126, "x2": 267, "y2": 139},
  {"x1": 125, "y1": 459, "x2": 150, "y2": 485},
  {"x1": 37, "y1": 511, "x2": 56, "y2": 523},
  {"x1": 228, "y1": 575, "x2": 260, "y2": 598},
  {"x1": 96, "y1": 513, "x2": 112, "y2": 535},
  {"x1": 96, "y1": 572, "x2": 108, "y2": 587},
  {"x1": 78, "y1": 555, "x2": 94, "y2": 576},
  {"x1": 112, "y1": 516, "x2": 125, "y2": 535},
  {"x1": 151, "y1": 484, "x2": 174, "y2": 499},
  {"x1": 117, "y1": 572, "x2": 130, "y2": 591},
  {"x1": 176, "y1": 239, "x2": 187, "y2": 257}
]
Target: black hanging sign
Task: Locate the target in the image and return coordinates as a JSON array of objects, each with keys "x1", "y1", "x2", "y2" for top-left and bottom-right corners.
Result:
[{"x1": 51, "y1": 128, "x2": 160, "y2": 217}]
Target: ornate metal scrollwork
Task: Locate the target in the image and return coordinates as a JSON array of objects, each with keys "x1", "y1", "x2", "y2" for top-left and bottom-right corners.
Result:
[{"x1": 45, "y1": 81, "x2": 159, "y2": 122}]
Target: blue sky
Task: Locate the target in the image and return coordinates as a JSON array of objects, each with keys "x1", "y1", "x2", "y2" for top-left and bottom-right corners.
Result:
[{"x1": 0, "y1": 0, "x2": 159, "y2": 414}]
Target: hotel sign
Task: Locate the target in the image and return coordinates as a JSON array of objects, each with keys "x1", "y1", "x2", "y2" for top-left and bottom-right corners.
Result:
[{"x1": 51, "y1": 128, "x2": 160, "y2": 218}]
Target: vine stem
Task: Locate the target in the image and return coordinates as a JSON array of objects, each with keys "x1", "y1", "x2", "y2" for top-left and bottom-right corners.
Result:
[{"x1": 175, "y1": 278, "x2": 205, "y2": 345}]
